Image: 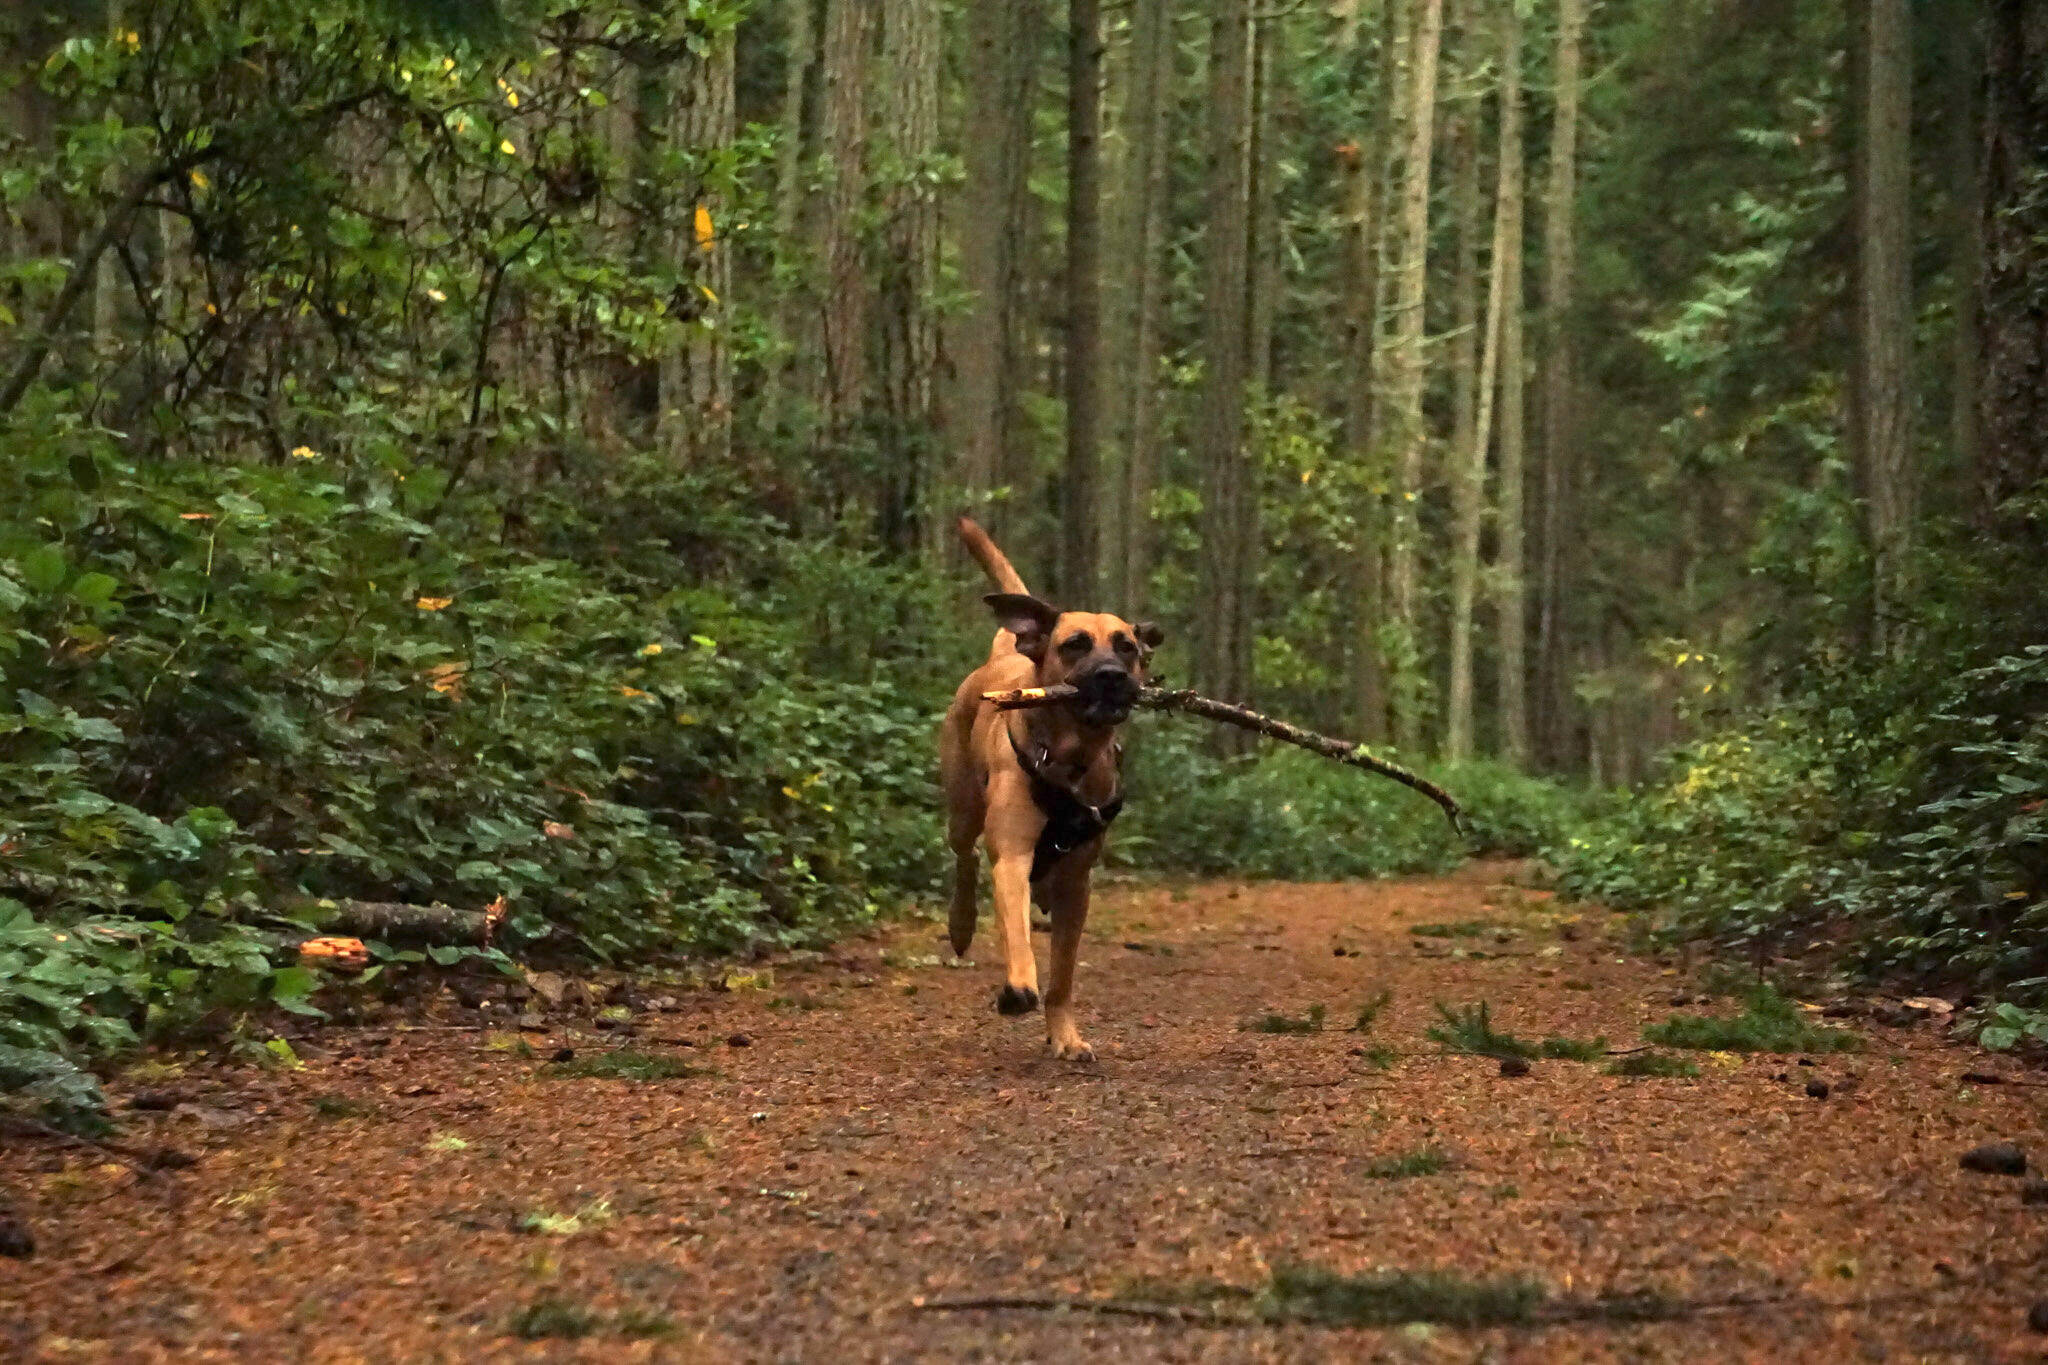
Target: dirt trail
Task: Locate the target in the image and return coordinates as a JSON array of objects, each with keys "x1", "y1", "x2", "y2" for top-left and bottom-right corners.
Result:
[{"x1": 5, "y1": 866, "x2": 2045, "y2": 1361}]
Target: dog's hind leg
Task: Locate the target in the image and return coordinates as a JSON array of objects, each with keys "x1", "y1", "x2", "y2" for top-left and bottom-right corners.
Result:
[{"x1": 946, "y1": 805, "x2": 982, "y2": 956}]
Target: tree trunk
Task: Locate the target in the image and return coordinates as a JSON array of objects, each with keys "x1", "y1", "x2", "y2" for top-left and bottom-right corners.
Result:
[
  {"x1": 1061, "y1": 0, "x2": 1105, "y2": 601},
  {"x1": 1490, "y1": 0, "x2": 1529, "y2": 766},
  {"x1": 808, "y1": 0, "x2": 874, "y2": 448},
  {"x1": 1946, "y1": 0, "x2": 1984, "y2": 482},
  {"x1": 1534, "y1": 0, "x2": 1583, "y2": 769},
  {"x1": 1979, "y1": 0, "x2": 2048, "y2": 530},
  {"x1": 877, "y1": 0, "x2": 942, "y2": 553},
  {"x1": 1848, "y1": 0, "x2": 1914, "y2": 650},
  {"x1": 949, "y1": 0, "x2": 1041, "y2": 544},
  {"x1": 1347, "y1": 0, "x2": 1405, "y2": 744},
  {"x1": 1442, "y1": 86, "x2": 1480, "y2": 762},
  {"x1": 661, "y1": 31, "x2": 737, "y2": 466},
  {"x1": 766, "y1": 0, "x2": 821, "y2": 433},
  {"x1": 1196, "y1": 0, "x2": 1255, "y2": 709},
  {"x1": 1383, "y1": 0, "x2": 1444, "y2": 751},
  {"x1": 1448, "y1": 0, "x2": 1521, "y2": 764},
  {"x1": 1111, "y1": 0, "x2": 1175, "y2": 612},
  {"x1": 1246, "y1": 13, "x2": 1284, "y2": 393}
]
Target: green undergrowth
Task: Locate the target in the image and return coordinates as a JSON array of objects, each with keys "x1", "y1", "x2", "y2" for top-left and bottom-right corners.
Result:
[
  {"x1": 1363, "y1": 1148, "x2": 1449, "y2": 1180},
  {"x1": 1643, "y1": 984, "x2": 1861, "y2": 1054},
  {"x1": 1556, "y1": 643, "x2": 2048, "y2": 1044},
  {"x1": 541, "y1": 1049, "x2": 706, "y2": 1081},
  {"x1": 1117, "y1": 733, "x2": 1590, "y2": 879},
  {"x1": 1606, "y1": 1052, "x2": 1702, "y2": 1078},
  {"x1": 1426, "y1": 1000, "x2": 1606, "y2": 1063},
  {"x1": 1245, "y1": 1004, "x2": 1326, "y2": 1034}
]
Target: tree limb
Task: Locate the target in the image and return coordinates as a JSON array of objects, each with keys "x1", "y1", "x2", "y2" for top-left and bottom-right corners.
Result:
[{"x1": 982, "y1": 684, "x2": 1467, "y2": 836}]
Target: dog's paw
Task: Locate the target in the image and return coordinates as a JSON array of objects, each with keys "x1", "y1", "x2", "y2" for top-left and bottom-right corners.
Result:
[
  {"x1": 1048, "y1": 1036, "x2": 1096, "y2": 1063},
  {"x1": 995, "y1": 984, "x2": 1040, "y2": 1016}
]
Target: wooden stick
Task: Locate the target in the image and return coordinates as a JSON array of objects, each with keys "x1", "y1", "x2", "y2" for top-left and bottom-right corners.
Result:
[{"x1": 982, "y1": 684, "x2": 1467, "y2": 836}]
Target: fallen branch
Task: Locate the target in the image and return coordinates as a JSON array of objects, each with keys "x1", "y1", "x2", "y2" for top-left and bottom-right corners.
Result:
[
  {"x1": 288, "y1": 896, "x2": 506, "y2": 945},
  {"x1": 983, "y1": 684, "x2": 1466, "y2": 836}
]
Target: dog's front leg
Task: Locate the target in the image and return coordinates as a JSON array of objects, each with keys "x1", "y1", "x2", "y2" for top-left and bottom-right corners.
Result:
[
  {"x1": 1038, "y1": 852, "x2": 1096, "y2": 1061},
  {"x1": 988, "y1": 851, "x2": 1040, "y2": 1015}
]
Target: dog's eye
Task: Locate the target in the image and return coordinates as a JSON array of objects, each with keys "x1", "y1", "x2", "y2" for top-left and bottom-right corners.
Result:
[
  {"x1": 1060, "y1": 633, "x2": 1091, "y2": 655},
  {"x1": 1111, "y1": 632, "x2": 1138, "y2": 658}
]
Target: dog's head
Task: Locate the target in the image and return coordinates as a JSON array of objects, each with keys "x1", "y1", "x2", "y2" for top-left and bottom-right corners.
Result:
[{"x1": 986, "y1": 593, "x2": 1163, "y2": 727}]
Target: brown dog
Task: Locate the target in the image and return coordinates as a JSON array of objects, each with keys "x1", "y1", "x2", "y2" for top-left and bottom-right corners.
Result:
[{"x1": 939, "y1": 517, "x2": 1162, "y2": 1061}]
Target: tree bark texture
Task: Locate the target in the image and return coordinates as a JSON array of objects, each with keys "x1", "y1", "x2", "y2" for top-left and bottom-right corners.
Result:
[
  {"x1": 1061, "y1": 0, "x2": 1105, "y2": 601},
  {"x1": 1978, "y1": 0, "x2": 2048, "y2": 530},
  {"x1": 1534, "y1": 0, "x2": 1583, "y2": 768}
]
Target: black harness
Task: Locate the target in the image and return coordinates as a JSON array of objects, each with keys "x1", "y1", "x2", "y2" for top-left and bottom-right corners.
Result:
[{"x1": 1008, "y1": 718, "x2": 1124, "y2": 883}]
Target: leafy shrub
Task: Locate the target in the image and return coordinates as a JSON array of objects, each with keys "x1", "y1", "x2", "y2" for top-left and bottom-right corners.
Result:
[
  {"x1": 1557, "y1": 645, "x2": 2048, "y2": 1007},
  {"x1": 1117, "y1": 731, "x2": 1586, "y2": 879}
]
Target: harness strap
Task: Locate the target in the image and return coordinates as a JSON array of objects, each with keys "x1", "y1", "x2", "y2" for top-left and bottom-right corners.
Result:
[{"x1": 1008, "y1": 718, "x2": 1124, "y2": 883}]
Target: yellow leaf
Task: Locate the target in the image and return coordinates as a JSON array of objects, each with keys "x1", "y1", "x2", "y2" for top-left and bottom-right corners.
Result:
[
  {"x1": 189, "y1": 170, "x2": 209, "y2": 191},
  {"x1": 781, "y1": 786, "x2": 802, "y2": 800},
  {"x1": 618, "y1": 685, "x2": 651, "y2": 699},
  {"x1": 639, "y1": 642, "x2": 663, "y2": 657},
  {"x1": 694, "y1": 203, "x2": 715, "y2": 250},
  {"x1": 698, "y1": 283, "x2": 719, "y2": 305},
  {"x1": 416, "y1": 596, "x2": 453, "y2": 611},
  {"x1": 426, "y1": 288, "x2": 446, "y2": 303},
  {"x1": 288, "y1": 445, "x2": 319, "y2": 460},
  {"x1": 674, "y1": 712, "x2": 698, "y2": 726},
  {"x1": 499, "y1": 139, "x2": 517, "y2": 156},
  {"x1": 179, "y1": 512, "x2": 213, "y2": 521},
  {"x1": 542, "y1": 821, "x2": 575, "y2": 840},
  {"x1": 506, "y1": 90, "x2": 519, "y2": 107}
]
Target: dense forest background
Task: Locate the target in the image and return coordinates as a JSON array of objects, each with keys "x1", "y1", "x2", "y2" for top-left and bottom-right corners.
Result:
[{"x1": 2, "y1": 0, "x2": 2045, "y2": 1119}]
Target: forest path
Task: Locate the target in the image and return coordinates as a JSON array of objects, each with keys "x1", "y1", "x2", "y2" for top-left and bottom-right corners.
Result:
[{"x1": 4, "y1": 866, "x2": 2043, "y2": 1362}]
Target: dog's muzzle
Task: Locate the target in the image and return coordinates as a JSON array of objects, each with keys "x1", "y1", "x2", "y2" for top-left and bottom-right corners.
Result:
[{"x1": 1072, "y1": 666, "x2": 1139, "y2": 724}]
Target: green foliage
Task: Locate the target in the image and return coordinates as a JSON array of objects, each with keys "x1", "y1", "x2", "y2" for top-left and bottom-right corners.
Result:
[
  {"x1": 542, "y1": 1050, "x2": 706, "y2": 1081},
  {"x1": 1642, "y1": 985, "x2": 1860, "y2": 1054},
  {"x1": 1244, "y1": 1004, "x2": 1325, "y2": 1035},
  {"x1": 1537, "y1": 1035, "x2": 1609, "y2": 1062},
  {"x1": 1363, "y1": 1148, "x2": 1447, "y2": 1180},
  {"x1": 1559, "y1": 644, "x2": 2048, "y2": 1007},
  {"x1": 1118, "y1": 734, "x2": 1586, "y2": 880},
  {"x1": 1426, "y1": 1001, "x2": 1536, "y2": 1060},
  {"x1": 1606, "y1": 1052, "x2": 1700, "y2": 1079},
  {"x1": 1350, "y1": 988, "x2": 1393, "y2": 1033}
]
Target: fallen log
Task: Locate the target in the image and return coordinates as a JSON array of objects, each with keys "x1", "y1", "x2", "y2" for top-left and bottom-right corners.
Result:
[
  {"x1": 982, "y1": 684, "x2": 1466, "y2": 836},
  {"x1": 288, "y1": 895, "x2": 507, "y2": 946}
]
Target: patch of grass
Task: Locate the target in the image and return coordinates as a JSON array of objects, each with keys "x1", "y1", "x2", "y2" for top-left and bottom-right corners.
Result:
[
  {"x1": 310, "y1": 1093, "x2": 374, "y2": 1119},
  {"x1": 1409, "y1": 921, "x2": 1492, "y2": 939},
  {"x1": 1363, "y1": 1148, "x2": 1448, "y2": 1180},
  {"x1": 509, "y1": 1297, "x2": 599, "y2": 1340},
  {"x1": 1427, "y1": 1001, "x2": 1536, "y2": 1059},
  {"x1": 1537, "y1": 1035, "x2": 1608, "y2": 1061},
  {"x1": 542, "y1": 1049, "x2": 706, "y2": 1081},
  {"x1": 1259, "y1": 1265, "x2": 1545, "y2": 1328},
  {"x1": 1606, "y1": 1052, "x2": 1700, "y2": 1078},
  {"x1": 1643, "y1": 985, "x2": 1861, "y2": 1054},
  {"x1": 1350, "y1": 988, "x2": 1394, "y2": 1034},
  {"x1": 1245, "y1": 1004, "x2": 1326, "y2": 1035},
  {"x1": 1355, "y1": 1044, "x2": 1398, "y2": 1070}
]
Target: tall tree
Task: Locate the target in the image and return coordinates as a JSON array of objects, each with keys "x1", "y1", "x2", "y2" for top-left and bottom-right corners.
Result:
[
  {"x1": 1534, "y1": 0, "x2": 1583, "y2": 767},
  {"x1": 948, "y1": 0, "x2": 1041, "y2": 540},
  {"x1": 1846, "y1": 0, "x2": 1913, "y2": 647},
  {"x1": 1382, "y1": 0, "x2": 1444, "y2": 750},
  {"x1": 876, "y1": 0, "x2": 942, "y2": 551},
  {"x1": 1108, "y1": 0, "x2": 1175, "y2": 611},
  {"x1": 1978, "y1": 0, "x2": 2048, "y2": 530},
  {"x1": 1342, "y1": 0, "x2": 1401, "y2": 743},
  {"x1": 660, "y1": 30, "x2": 737, "y2": 465},
  {"x1": 1490, "y1": 0, "x2": 1529, "y2": 765},
  {"x1": 1196, "y1": 0, "x2": 1255, "y2": 706},
  {"x1": 1061, "y1": 0, "x2": 1105, "y2": 600},
  {"x1": 812, "y1": 0, "x2": 874, "y2": 439},
  {"x1": 1945, "y1": 0, "x2": 1984, "y2": 481},
  {"x1": 1447, "y1": 0, "x2": 1523, "y2": 764}
]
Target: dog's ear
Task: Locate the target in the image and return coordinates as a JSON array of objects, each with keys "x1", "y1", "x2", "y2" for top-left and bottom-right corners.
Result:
[
  {"x1": 1133, "y1": 621, "x2": 1165, "y2": 652},
  {"x1": 985, "y1": 592, "x2": 1060, "y2": 662}
]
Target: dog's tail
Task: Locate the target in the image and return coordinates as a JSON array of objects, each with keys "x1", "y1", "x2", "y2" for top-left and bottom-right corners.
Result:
[{"x1": 956, "y1": 516, "x2": 1030, "y2": 596}]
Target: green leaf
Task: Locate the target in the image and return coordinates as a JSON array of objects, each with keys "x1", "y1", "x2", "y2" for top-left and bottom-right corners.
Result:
[
  {"x1": 19, "y1": 545, "x2": 66, "y2": 594},
  {"x1": 68, "y1": 572, "x2": 118, "y2": 609},
  {"x1": 427, "y1": 944, "x2": 465, "y2": 966}
]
